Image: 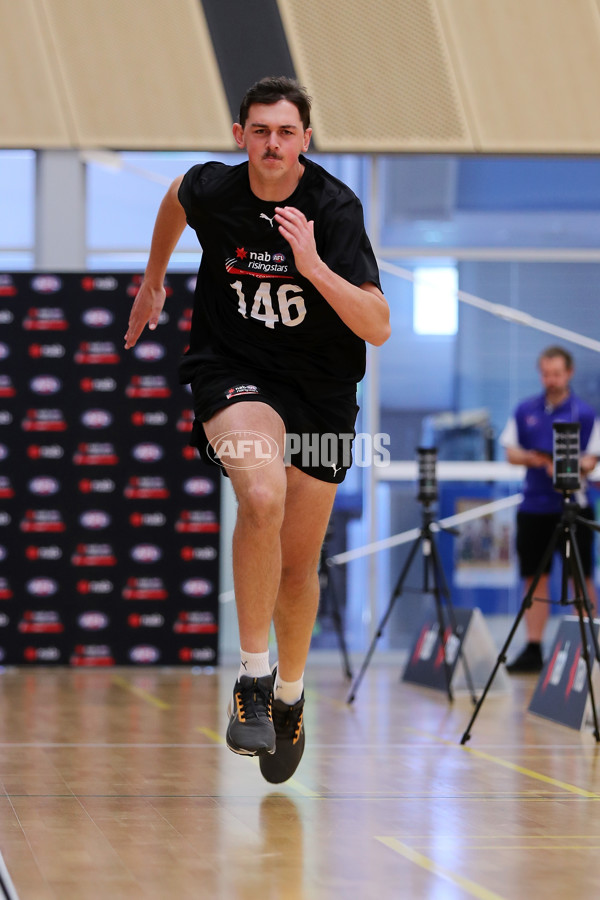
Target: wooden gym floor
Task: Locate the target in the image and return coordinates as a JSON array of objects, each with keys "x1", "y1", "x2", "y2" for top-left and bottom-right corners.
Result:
[{"x1": 0, "y1": 662, "x2": 598, "y2": 899}]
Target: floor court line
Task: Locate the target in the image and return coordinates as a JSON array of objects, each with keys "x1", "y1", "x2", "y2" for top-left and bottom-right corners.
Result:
[
  {"x1": 375, "y1": 836, "x2": 507, "y2": 900},
  {"x1": 407, "y1": 727, "x2": 600, "y2": 798},
  {"x1": 111, "y1": 674, "x2": 171, "y2": 710}
]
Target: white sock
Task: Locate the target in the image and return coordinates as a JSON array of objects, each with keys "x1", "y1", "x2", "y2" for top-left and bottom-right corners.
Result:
[
  {"x1": 274, "y1": 671, "x2": 304, "y2": 705},
  {"x1": 238, "y1": 648, "x2": 270, "y2": 679}
]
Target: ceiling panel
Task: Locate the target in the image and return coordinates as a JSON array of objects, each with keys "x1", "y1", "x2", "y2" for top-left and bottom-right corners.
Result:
[
  {"x1": 0, "y1": 0, "x2": 71, "y2": 146},
  {"x1": 277, "y1": 0, "x2": 474, "y2": 152},
  {"x1": 436, "y1": 0, "x2": 600, "y2": 152},
  {"x1": 38, "y1": 0, "x2": 233, "y2": 149}
]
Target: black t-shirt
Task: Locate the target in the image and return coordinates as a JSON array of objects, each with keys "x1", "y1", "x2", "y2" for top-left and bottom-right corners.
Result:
[{"x1": 177, "y1": 156, "x2": 381, "y2": 400}]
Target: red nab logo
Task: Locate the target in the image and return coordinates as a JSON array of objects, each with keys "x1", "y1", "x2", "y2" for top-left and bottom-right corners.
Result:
[
  {"x1": 177, "y1": 410, "x2": 194, "y2": 433},
  {"x1": 71, "y1": 544, "x2": 117, "y2": 566},
  {"x1": 126, "y1": 376, "x2": 171, "y2": 399},
  {"x1": 76, "y1": 579, "x2": 114, "y2": 595},
  {"x1": 25, "y1": 545, "x2": 62, "y2": 561},
  {"x1": 0, "y1": 376, "x2": 16, "y2": 398},
  {"x1": 20, "y1": 510, "x2": 65, "y2": 533},
  {"x1": 173, "y1": 611, "x2": 217, "y2": 634},
  {"x1": 178, "y1": 646, "x2": 216, "y2": 663},
  {"x1": 75, "y1": 342, "x2": 120, "y2": 364},
  {"x1": 19, "y1": 610, "x2": 63, "y2": 633},
  {"x1": 180, "y1": 545, "x2": 217, "y2": 561},
  {"x1": 122, "y1": 577, "x2": 167, "y2": 600},
  {"x1": 178, "y1": 308, "x2": 193, "y2": 331},
  {"x1": 27, "y1": 444, "x2": 64, "y2": 460},
  {"x1": 22, "y1": 409, "x2": 67, "y2": 432},
  {"x1": 73, "y1": 443, "x2": 118, "y2": 465},
  {"x1": 81, "y1": 278, "x2": 118, "y2": 294},
  {"x1": 124, "y1": 477, "x2": 169, "y2": 500},
  {"x1": 131, "y1": 411, "x2": 168, "y2": 427},
  {"x1": 0, "y1": 477, "x2": 14, "y2": 498},
  {"x1": 23, "y1": 305, "x2": 66, "y2": 328},
  {"x1": 28, "y1": 343, "x2": 66, "y2": 359},
  {"x1": 175, "y1": 510, "x2": 219, "y2": 533},
  {"x1": 0, "y1": 276, "x2": 16, "y2": 297},
  {"x1": 78, "y1": 478, "x2": 116, "y2": 494},
  {"x1": 80, "y1": 377, "x2": 117, "y2": 393},
  {"x1": 24, "y1": 646, "x2": 60, "y2": 662},
  {"x1": 129, "y1": 512, "x2": 166, "y2": 528},
  {"x1": 70, "y1": 645, "x2": 115, "y2": 667},
  {"x1": 128, "y1": 613, "x2": 164, "y2": 629}
]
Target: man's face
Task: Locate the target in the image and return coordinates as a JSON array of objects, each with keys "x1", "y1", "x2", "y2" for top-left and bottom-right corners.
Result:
[
  {"x1": 539, "y1": 355, "x2": 573, "y2": 400},
  {"x1": 233, "y1": 100, "x2": 311, "y2": 182}
]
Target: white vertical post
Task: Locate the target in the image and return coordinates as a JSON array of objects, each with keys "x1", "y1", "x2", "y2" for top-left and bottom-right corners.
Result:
[{"x1": 35, "y1": 150, "x2": 86, "y2": 270}]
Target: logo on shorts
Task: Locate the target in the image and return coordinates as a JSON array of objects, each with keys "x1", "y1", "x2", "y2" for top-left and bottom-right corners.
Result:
[
  {"x1": 206, "y1": 430, "x2": 279, "y2": 469},
  {"x1": 225, "y1": 384, "x2": 259, "y2": 400}
]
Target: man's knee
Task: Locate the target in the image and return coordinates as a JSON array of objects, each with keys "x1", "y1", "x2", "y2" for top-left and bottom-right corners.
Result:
[
  {"x1": 279, "y1": 559, "x2": 319, "y2": 596},
  {"x1": 236, "y1": 477, "x2": 286, "y2": 530}
]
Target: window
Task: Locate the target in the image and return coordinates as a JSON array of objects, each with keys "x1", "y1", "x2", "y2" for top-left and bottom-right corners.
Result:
[{"x1": 413, "y1": 266, "x2": 458, "y2": 335}]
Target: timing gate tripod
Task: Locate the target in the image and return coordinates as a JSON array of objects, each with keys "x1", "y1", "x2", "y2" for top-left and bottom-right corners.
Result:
[
  {"x1": 347, "y1": 500, "x2": 478, "y2": 705},
  {"x1": 461, "y1": 493, "x2": 600, "y2": 744}
]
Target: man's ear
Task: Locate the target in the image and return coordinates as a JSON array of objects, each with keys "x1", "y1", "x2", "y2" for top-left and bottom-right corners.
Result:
[
  {"x1": 302, "y1": 128, "x2": 313, "y2": 153},
  {"x1": 232, "y1": 123, "x2": 245, "y2": 149}
]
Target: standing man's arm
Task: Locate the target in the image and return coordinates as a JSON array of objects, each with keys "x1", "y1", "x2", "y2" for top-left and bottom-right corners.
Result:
[
  {"x1": 124, "y1": 176, "x2": 186, "y2": 349},
  {"x1": 500, "y1": 417, "x2": 553, "y2": 475},
  {"x1": 274, "y1": 206, "x2": 390, "y2": 346}
]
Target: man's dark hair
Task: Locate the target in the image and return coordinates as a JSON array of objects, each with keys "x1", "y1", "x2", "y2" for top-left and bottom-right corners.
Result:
[
  {"x1": 239, "y1": 76, "x2": 312, "y2": 130},
  {"x1": 538, "y1": 345, "x2": 574, "y2": 370}
]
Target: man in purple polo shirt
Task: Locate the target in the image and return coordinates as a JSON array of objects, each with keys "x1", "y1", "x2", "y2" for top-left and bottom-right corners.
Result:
[{"x1": 500, "y1": 346, "x2": 600, "y2": 673}]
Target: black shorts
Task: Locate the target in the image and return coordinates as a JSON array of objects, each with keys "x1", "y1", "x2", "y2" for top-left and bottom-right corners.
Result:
[
  {"x1": 185, "y1": 361, "x2": 359, "y2": 484},
  {"x1": 516, "y1": 508, "x2": 596, "y2": 578}
]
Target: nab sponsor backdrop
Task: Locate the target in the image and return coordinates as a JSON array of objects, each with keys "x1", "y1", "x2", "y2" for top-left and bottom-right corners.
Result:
[{"x1": 0, "y1": 272, "x2": 220, "y2": 666}]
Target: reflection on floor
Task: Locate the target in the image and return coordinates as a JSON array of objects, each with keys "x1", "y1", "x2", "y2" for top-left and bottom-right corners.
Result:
[{"x1": 0, "y1": 660, "x2": 598, "y2": 899}]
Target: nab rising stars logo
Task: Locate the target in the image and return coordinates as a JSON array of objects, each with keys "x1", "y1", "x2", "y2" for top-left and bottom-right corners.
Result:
[{"x1": 225, "y1": 246, "x2": 288, "y2": 279}]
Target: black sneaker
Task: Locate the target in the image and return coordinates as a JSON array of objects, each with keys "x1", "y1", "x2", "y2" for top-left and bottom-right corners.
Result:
[
  {"x1": 226, "y1": 675, "x2": 276, "y2": 756},
  {"x1": 506, "y1": 643, "x2": 543, "y2": 674},
  {"x1": 259, "y1": 673, "x2": 305, "y2": 784}
]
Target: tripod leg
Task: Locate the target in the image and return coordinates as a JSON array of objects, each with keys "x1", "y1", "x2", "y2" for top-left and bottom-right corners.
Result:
[
  {"x1": 424, "y1": 538, "x2": 455, "y2": 703},
  {"x1": 565, "y1": 524, "x2": 600, "y2": 741},
  {"x1": 460, "y1": 521, "x2": 561, "y2": 744},
  {"x1": 347, "y1": 535, "x2": 423, "y2": 704},
  {"x1": 428, "y1": 533, "x2": 478, "y2": 705},
  {"x1": 571, "y1": 518, "x2": 600, "y2": 665},
  {"x1": 574, "y1": 601, "x2": 600, "y2": 742},
  {"x1": 324, "y1": 563, "x2": 353, "y2": 680}
]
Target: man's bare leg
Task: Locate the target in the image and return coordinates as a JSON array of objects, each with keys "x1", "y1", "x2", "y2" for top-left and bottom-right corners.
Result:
[
  {"x1": 203, "y1": 401, "x2": 287, "y2": 655},
  {"x1": 261, "y1": 464, "x2": 337, "y2": 784},
  {"x1": 274, "y1": 465, "x2": 337, "y2": 683},
  {"x1": 203, "y1": 401, "x2": 287, "y2": 755}
]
